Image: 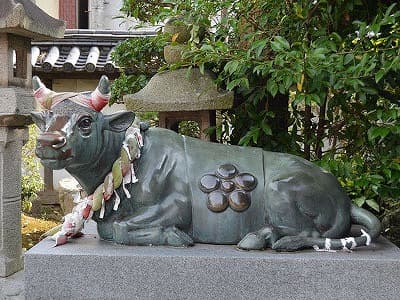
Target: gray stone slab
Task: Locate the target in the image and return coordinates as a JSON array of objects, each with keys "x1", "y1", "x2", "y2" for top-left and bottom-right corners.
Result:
[
  {"x1": 0, "y1": 270, "x2": 24, "y2": 300},
  {"x1": 0, "y1": 201, "x2": 23, "y2": 277},
  {"x1": 25, "y1": 222, "x2": 400, "y2": 300}
]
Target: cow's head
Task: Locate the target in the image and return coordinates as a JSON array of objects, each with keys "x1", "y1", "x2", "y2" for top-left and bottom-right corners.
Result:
[{"x1": 31, "y1": 76, "x2": 135, "y2": 171}]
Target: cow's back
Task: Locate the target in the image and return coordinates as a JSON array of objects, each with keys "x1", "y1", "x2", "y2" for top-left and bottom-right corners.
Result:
[{"x1": 183, "y1": 136, "x2": 266, "y2": 244}]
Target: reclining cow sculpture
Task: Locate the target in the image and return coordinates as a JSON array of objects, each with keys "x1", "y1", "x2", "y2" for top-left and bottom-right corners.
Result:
[{"x1": 31, "y1": 75, "x2": 381, "y2": 251}]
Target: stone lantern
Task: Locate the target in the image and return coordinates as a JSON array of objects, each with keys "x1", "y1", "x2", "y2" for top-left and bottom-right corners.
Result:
[
  {"x1": 124, "y1": 19, "x2": 233, "y2": 141},
  {"x1": 0, "y1": 0, "x2": 64, "y2": 277}
]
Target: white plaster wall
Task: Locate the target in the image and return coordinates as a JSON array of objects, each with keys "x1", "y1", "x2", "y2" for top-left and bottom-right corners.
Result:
[
  {"x1": 32, "y1": 0, "x2": 59, "y2": 19},
  {"x1": 89, "y1": 0, "x2": 138, "y2": 30}
]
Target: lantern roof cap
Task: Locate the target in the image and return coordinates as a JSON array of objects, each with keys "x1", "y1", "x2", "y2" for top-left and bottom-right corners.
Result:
[
  {"x1": 0, "y1": 0, "x2": 65, "y2": 39},
  {"x1": 124, "y1": 68, "x2": 234, "y2": 112}
]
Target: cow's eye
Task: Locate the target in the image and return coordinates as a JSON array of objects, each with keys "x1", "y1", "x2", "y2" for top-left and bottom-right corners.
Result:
[{"x1": 78, "y1": 117, "x2": 92, "y2": 131}]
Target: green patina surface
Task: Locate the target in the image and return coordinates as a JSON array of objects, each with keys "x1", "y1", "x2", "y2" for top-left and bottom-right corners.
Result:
[{"x1": 32, "y1": 77, "x2": 381, "y2": 251}]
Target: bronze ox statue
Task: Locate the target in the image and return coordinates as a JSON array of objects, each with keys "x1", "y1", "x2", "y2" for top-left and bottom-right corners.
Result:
[{"x1": 31, "y1": 76, "x2": 381, "y2": 251}]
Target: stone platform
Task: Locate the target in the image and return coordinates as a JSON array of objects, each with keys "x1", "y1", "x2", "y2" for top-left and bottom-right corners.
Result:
[{"x1": 25, "y1": 223, "x2": 400, "y2": 300}]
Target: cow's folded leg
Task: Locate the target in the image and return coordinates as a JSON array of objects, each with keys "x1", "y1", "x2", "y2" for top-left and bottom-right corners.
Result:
[
  {"x1": 164, "y1": 226, "x2": 194, "y2": 247},
  {"x1": 122, "y1": 193, "x2": 191, "y2": 230},
  {"x1": 237, "y1": 225, "x2": 280, "y2": 250},
  {"x1": 113, "y1": 222, "x2": 193, "y2": 247}
]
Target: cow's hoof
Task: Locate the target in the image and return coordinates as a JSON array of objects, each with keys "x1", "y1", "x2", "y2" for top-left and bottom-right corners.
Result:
[
  {"x1": 113, "y1": 221, "x2": 129, "y2": 244},
  {"x1": 165, "y1": 227, "x2": 194, "y2": 247},
  {"x1": 237, "y1": 232, "x2": 267, "y2": 250}
]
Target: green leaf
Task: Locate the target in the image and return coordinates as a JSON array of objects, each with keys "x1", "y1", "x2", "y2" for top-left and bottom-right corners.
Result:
[
  {"x1": 238, "y1": 134, "x2": 252, "y2": 146},
  {"x1": 199, "y1": 62, "x2": 205, "y2": 75},
  {"x1": 260, "y1": 122, "x2": 272, "y2": 135},
  {"x1": 267, "y1": 80, "x2": 278, "y2": 97},
  {"x1": 368, "y1": 174, "x2": 384, "y2": 181},
  {"x1": 353, "y1": 196, "x2": 366, "y2": 207},
  {"x1": 312, "y1": 48, "x2": 326, "y2": 60},
  {"x1": 366, "y1": 199, "x2": 380, "y2": 212},
  {"x1": 375, "y1": 69, "x2": 385, "y2": 83},
  {"x1": 344, "y1": 53, "x2": 354, "y2": 65},
  {"x1": 368, "y1": 127, "x2": 390, "y2": 141},
  {"x1": 307, "y1": 94, "x2": 321, "y2": 105},
  {"x1": 275, "y1": 36, "x2": 290, "y2": 50},
  {"x1": 224, "y1": 60, "x2": 240, "y2": 75},
  {"x1": 238, "y1": 127, "x2": 260, "y2": 145},
  {"x1": 292, "y1": 93, "x2": 305, "y2": 107},
  {"x1": 271, "y1": 36, "x2": 290, "y2": 52},
  {"x1": 240, "y1": 77, "x2": 250, "y2": 90},
  {"x1": 226, "y1": 79, "x2": 241, "y2": 90},
  {"x1": 226, "y1": 78, "x2": 249, "y2": 90},
  {"x1": 250, "y1": 39, "x2": 268, "y2": 58},
  {"x1": 271, "y1": 40, "x2": 282, "y2": 52},
  {"x1": 200, "y1": 44, "x2": 213, "y2": 51},
  {"x1": 250, "y1": 127, "x2": 260, "y2": 144},
  {"x1": 283, "y1": 75, "x2": 293, "y2": 89},
  {"x1": 253, "y1": 64, "x2": 267, "y2": 76}
]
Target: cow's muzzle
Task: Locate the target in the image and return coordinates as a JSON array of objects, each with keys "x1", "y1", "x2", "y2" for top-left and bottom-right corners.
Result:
[{"x1": 37, "y1": 131, "x2": 67, "y2": 150}]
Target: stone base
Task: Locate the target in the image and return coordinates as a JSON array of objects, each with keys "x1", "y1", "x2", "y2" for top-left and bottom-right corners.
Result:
[
  {"x1": 25, "y1": 223, "x2": 400, "y2": 300},
  {"x1": 0, "y1": 270, "x2": 24, "y2": 299}
]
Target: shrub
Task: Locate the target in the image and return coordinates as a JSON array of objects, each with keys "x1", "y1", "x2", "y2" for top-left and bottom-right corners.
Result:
[{"x1": 21, "y1": 125, "x2": 44, "y2": 212}]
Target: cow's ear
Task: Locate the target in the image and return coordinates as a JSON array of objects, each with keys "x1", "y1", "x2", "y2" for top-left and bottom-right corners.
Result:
[
  {"x1": 30, "y1": 111, "x2": 46, "y2": 131},
  {"x1": 104, "y1": 111, "x2": 135, "y2": 132}
]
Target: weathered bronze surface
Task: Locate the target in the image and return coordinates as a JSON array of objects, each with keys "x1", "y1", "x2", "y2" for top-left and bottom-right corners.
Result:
[{"x1": 31, "y1": 76, "x2": 382, "y2": 251}]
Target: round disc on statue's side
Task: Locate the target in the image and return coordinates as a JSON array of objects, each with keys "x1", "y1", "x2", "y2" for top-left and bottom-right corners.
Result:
[
  {"x1": 216, "y1": 164, "x2": 238, "y2": 179},
  {"x1": 234, "y1": 173, "x2": 257, "y2": 191},
  {"x1": 221, "y1": 180, "x2": 235, "y2": 193},
  {"x1": 207, "y1": 191, "x2": 229, "y2": 213},
  {"x1": 228, "y1": 190, "x2": 251, "y2": 212},
  {"x1": 199, "y1": 174, "x2": 220, "y2": 193}
]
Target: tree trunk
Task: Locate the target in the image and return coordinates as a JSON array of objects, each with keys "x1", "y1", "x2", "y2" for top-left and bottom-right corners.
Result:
[
  {"x1": 268, "y1": 94, "x2": 289, "y2": 134},
  {"x1": 304, "y1": 105, "x2": 312, "y2": 160},
  {"x1": 315, "y1": 98, "x2": 327, "y2": 159}
]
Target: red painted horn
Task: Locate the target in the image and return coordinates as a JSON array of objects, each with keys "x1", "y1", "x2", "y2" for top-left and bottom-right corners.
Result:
[
  {"x1": 32, "y1": 76, "x2": 56, "y2": 109},
  {"x1": 90, "y1": 75, "x2": 110, "y2": 111}
]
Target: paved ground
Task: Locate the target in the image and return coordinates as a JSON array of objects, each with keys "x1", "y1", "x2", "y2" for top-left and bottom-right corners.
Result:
[{"x1": 0, "y1": 270, "x2": 24, "y2": 300}]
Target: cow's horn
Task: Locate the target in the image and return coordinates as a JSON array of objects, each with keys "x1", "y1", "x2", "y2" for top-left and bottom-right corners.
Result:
[
  {"x1": 32, "y1": 76, "x2": 56, "y2": 109},
  {"x1": 90, "y1": 75, "x2": 110, "y2": 111}
]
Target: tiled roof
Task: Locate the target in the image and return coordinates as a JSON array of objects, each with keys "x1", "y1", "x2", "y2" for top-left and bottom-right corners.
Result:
[{"x1": 31, "y1": 29, "x2": 157, "y2": 74}]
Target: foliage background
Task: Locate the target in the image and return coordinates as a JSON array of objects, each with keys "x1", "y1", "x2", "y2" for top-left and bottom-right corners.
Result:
[
  {"x1": 113, "y1": 1, "x2": 400, "y2": 243},
  {"x1": 21, "y1": 125, "x2": 44, "y2": 212}
]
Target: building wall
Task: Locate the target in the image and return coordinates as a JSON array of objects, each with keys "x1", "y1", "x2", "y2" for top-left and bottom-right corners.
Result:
[
  {"x1": 34, "y1": 0, "x2": 137, "y2": 30},
  {"x1": 53, "y1": 78, "x2": 97, "y2": 92},
  {"x1": 89, "y1": 0, "x2": 137, "y2": 30},
  {"x1": 59, "y1": 0, "x2": 77, "y2": 29},
  {"x1": 34, "y1": 0, "x2": 59, "y2": 19},
  {"x1": 33, "y1": 0, "x2": 137, "y2": 30}
]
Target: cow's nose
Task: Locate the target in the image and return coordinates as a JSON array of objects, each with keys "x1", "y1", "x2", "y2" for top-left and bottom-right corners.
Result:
[{"x1": 37, "y1": 132, "x2": 67, "y2": 150}]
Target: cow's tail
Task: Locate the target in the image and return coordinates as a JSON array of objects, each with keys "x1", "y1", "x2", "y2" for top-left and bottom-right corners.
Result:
[{"x1": 272, "y1": 204, "x2": 381, "y2": 251}]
